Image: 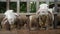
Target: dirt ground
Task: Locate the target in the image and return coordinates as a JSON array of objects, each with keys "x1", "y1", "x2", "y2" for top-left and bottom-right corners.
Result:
[{"x1": 0, "y1": 29, "x2": 60, "y2": 34}]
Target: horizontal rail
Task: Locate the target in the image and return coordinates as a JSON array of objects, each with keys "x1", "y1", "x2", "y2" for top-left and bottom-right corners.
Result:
[
  {"x1": 0, "y1": 13, "x2": 36, "y2": 16},
  {"x1": 0, "y1": 12, "x2": 59, "y2": 16}
]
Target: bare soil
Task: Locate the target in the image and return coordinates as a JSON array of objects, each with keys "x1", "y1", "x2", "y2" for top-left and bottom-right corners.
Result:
[{"x1": 0, "y1": 29, "x2": 60, "y2": 34}]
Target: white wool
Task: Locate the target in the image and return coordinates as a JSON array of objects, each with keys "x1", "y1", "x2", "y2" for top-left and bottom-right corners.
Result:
[
  {"x1": 14, "y1": 13, "x2": 19, "y2": 16},
  {"x1": 40, "y1": 4, "x2": 48, "y2": 7},
  {"x1": 4, "y1": 10, "x2": 16, "y2": 24},
  {"x1": 48, "y1": 8, "x2": 53, "y2": 13},
  {"x1": 36, "y1": 3, "x2": 54, "y2": 21},
  {"x1": 39, "y1": 4, "x2": 48, "y2": 10},
  {"x1": 37, "y1": 4, "x2": 49, "y2": 15},
  {"x1": 40, "y1": 4, "x2": 48, "y2": 11},
  {"x1": 29, "y1": 16, "x2": 33, "y2": 21},
  {"x1": 48, "y1": 8, "x2": 54, "y2": 21},
  {"x1": 1, "y1": 19, "x2": 7, "y2": 24}
]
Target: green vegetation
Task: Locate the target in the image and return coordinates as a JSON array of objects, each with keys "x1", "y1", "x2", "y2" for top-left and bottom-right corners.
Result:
[
  {"x1": 0, "y1": 2, "x2": 6, "y2": 13},
  {"x1": 20, "y1": 2, "x2": 27, "y2": 13},
  {"x1": 0, "y1": 2, "x2": 54, "y2": 13},
  {"x1": 10, "y1": 2, "x2": 17, "y2": 12},
  {"x1": 30, "y1": 2, "x2": 36, "y2": 13}
]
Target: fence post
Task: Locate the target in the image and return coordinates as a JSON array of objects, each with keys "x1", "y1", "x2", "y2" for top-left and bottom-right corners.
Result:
[
  {"x1": 27, "y1": 0, "x2": 30, "y2": 13},
  {"x1": 53, "y1": 0, "x2": 58, "y2": 29},
  {"x1": 6, "y1": 0, "x2": 10, "y2": 10},
  {"x1": 17, "y1": 0, "x2": 20, "y2": 13}
]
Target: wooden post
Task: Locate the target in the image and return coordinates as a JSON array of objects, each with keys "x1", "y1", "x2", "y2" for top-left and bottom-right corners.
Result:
[
  {"x1": 17, "y1": 0, "x2": 20, "y2": 13},
  {"x1": 27, "y1": 0, "x2": 30, "y2": 13},
  {"x1": 36, "y1": 0, "x2": 39, "y2": 11},
  {"x1": 6, "y1": 0, "x2": 10, "y2": 10},
  {"x1": 53, "y1": 0, "x2": 58, "y2": 29}
]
